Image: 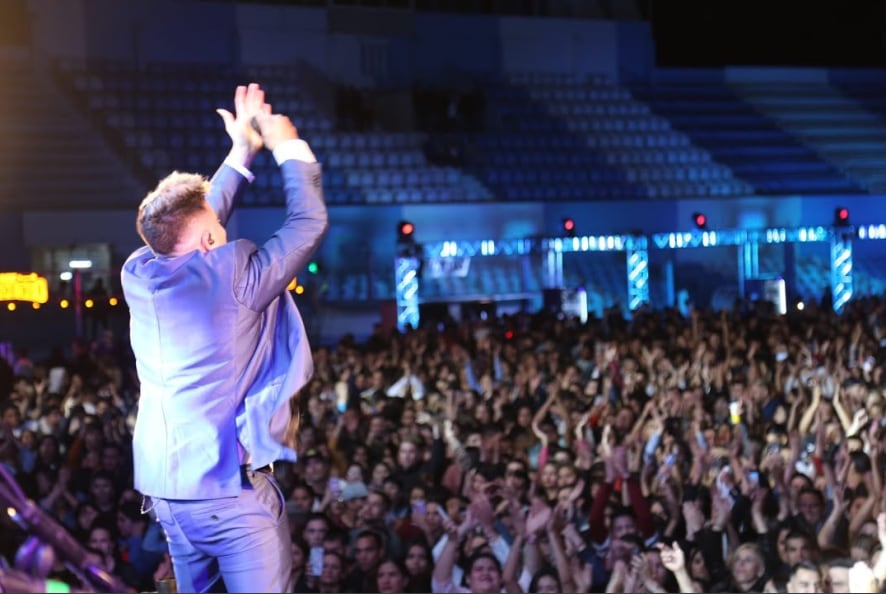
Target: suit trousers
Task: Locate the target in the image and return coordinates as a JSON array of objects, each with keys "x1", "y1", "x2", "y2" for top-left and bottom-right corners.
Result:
[{"x1": 149, "y1": 467, "x2": 291, "y2": 593}]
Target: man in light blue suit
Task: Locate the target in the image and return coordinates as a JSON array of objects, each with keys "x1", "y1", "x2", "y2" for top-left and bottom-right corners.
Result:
[{"x1": 121, "y1": 83, "x2": 328, "y2": 593}]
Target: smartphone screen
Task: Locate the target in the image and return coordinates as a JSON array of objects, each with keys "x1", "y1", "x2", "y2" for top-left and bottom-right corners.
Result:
[
  {"x1": 328, "y1": 477, "x2": 341, "y2": 498},
  {"x1": 716, "y1": 467, "x2": 732, "y2": 499},
  {"x1": 309, "y1": 547, "x2": 324, "y2": 577},
  {"x1": 412, "y1": 500, "x2": 426, "y2": 515}
]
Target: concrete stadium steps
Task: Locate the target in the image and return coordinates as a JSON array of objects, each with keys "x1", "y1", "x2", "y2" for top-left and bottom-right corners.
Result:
[
  {"x1": 631, "y1": 75, "x2": 865, "y2": 196},
  {"x1": 735, "y1": 83, "x2": 886, "y2": 194}
]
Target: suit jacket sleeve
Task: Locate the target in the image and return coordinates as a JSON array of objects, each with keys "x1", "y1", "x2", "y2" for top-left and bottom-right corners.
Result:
[
  {"x1": 236, "y1": 160, "x2": 328, "y2": 311},
  {"x1": 207, "y1": 164, "x2": 249, "y2": 226}
]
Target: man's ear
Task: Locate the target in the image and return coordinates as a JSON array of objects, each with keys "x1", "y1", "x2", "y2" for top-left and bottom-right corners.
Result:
[{"x1": 200, "y1": 232, "x2": 215, "y2": 252}]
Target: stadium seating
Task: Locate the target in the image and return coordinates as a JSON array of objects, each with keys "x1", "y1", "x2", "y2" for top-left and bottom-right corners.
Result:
[
  {"x1": 737, "y1": 81, "x2": 886, "y2": 194},
  {"x1": 630, "y1": 73, "x2": 866, "y2": 195},
  {"x1": 454, "y1": 72, "x2": 753, "y2": 201},
  {"x1": 0, "y1": 54, "x2": 145, "y2": 210},
  {"x1": 55, "y1": 60, "x2": 494, "y2": 207}
]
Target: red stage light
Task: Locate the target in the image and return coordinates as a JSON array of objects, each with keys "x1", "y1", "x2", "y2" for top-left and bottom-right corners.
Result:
[
  {"x1": 398, "y1": 220, "x2": 415, "y2": 241},
  {"x1": 562, "y1": 217, "x2": 576, "y2": 236},
  {"x1": 692, "y1": 212, "x2": 707, "y2": 229}
]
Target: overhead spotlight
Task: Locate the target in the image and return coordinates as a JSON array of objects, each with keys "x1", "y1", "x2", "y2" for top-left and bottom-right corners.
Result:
[
  {"x1": 397, "y1": 220, "x2": 415, "y2": 243},
  {"x1": 561, "y1": 217, "x2": 576, "y2": 237},
  {"x1": 692, "y1": 212, "x2": 708, "y2": 230},
  {"x1": 834, "y1": 206, "x2": 850, "y2": 227}
]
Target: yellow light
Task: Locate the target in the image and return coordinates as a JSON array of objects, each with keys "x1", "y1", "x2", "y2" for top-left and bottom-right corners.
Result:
[
  {"x1": 287, "y1": 277, "x2": 298, "y2": 291},
  {"x1": 32, "y1": 302, "x2": 40, "y2": 310},
  {"x1": 0, "y1": 272, "x2": 49, "y2": 304},
  {"x1": 109, "y1": 297, "x2": 119, "y2": 306},
  {"x1": 295, "y1": 285, "x2": 305, "y2": 295},
  {"x1": 84, "y1": 299, "x2": 94, "y2": 308},
  {"x1": 60, "y1": 299, "x2": 70, "y2": 309},
  {"x1": 6, "y1": 303, "x2": 15, "y2": 311}
]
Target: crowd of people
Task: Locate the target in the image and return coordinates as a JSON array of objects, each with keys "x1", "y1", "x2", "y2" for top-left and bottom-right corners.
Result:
[{"x1": 2, "y1": 293, "x2": 886, "y2": 593}]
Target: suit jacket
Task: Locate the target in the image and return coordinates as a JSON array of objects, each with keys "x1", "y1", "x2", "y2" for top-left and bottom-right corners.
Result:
[{"x1": 122, "y1": 159, "x2": 328, "y2": 499}]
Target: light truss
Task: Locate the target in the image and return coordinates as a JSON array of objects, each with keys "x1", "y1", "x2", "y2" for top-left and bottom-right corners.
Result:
[{"x1": 394, "y1": 224, "x2": 880, "y2": 331}]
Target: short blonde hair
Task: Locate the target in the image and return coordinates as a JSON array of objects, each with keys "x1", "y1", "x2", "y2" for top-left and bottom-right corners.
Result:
[
  {"x1": 137, "y1": 171, "x2": 209, "y2": 254},
  {"x1": 729, "y1": 542, "x2": 765, "y2": 577}
]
